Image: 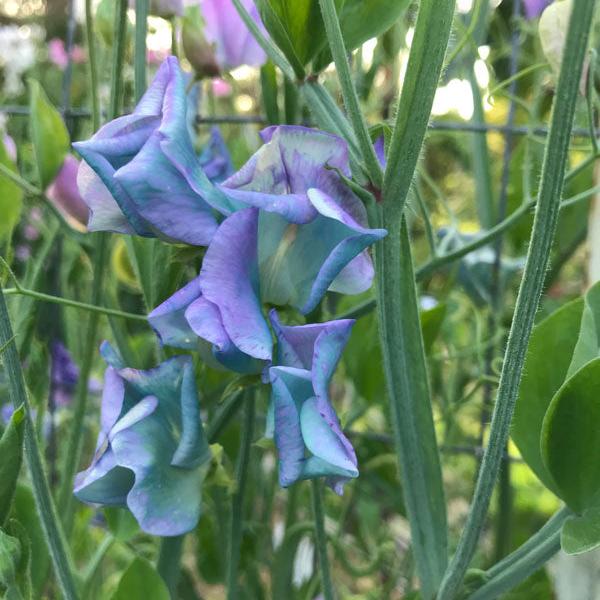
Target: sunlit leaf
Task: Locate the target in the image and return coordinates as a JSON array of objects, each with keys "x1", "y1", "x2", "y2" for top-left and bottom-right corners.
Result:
[
  {"x1": 111, "y1": 558, "x2": 169, "y2": 600},
  {"x1": 542, "y1": 358, "x2": 600, "y2": 513},
  {"x1": 28, "y1": 80, "x2": 69, "y2": 188}
]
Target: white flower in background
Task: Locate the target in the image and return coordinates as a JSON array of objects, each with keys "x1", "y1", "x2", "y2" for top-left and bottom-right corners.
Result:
[
  {"x1": 0, "y1": 24, "x2": 43, "y2": 97},
  {"x1": 293, "y1": 536, "x2": 314, "y2": 587}
]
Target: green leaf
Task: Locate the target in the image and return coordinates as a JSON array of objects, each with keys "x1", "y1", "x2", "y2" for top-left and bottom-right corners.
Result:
[
  {"x1": 111, "y1": 558, "x2": 170, "y2": 600},
  {"x1": 0, "y1": 140, "x2": 23, "y2": 242},
  {"x1": 420, "y1": 303, "x2": 446, "y2": 354},
  {"x1": 255, "y1": 0, "x2": 342, "y2": 74},
  {"x1": 512, "y1": 298, "x2": 584, "y2": 494},
  {"x1": 0, "y1": 528, "x2": 21, "y2": 591},
  {"x1": 0, "y1": 406, "x2": 25, "y2": 526},
  {"x1": 28, "y1": 80, "x2": 70, "y2": 189},
  {"x1": 11, "y1": 486, "x2": 49, "y2": 598},
  {"x1": 313, "y1": 0, "x2": 411, "y2": 70},
  {"x1": 103, "y1": 508, "x2": 139, "y2": 543},
  {"x1": 542, "y1": 358, "x2": 600, "y2": 513},
  {"x1": 567, "y1": 281, "x2": 600, "y2": 376},
  {"x1": 561, "y1": 507, "x2": 600, "y2": 555}
]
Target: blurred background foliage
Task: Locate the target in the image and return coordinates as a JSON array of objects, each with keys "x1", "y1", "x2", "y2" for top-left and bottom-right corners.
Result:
[{"x1": 0, "y1": 0, "x2": 599, "y2": 598}]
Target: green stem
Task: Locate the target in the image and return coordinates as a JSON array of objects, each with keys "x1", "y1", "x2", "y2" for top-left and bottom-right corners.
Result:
[
  {"x1": 157, "y1": 535, "x2": 185, "y2": 596},
  {"x1": 230, "y1": 0, "x2": 296, "y2": 80},
  {"x1": 317, "y1": 0, "x2": 382, "y2": 187},
  {"x1": 468, "y1": 530, "x2": 563, "y2": 600},
  {"x1": 0, "y1": 286, "x2": 79, "y2": 600},
  {"x1": 134, "y1": 0, "x2": 148, "y2": 102},
  {"x1": 437, "y1": 3, "x2": 595, "y2": 597},
  {"x1": 487, "y1": 507, "x2": 570, "y2": 579},
  {"x1": 311, "y1": 480, "x2": 335, "y2": 600},
  {"x1": 85, "y1": 0, "x2": 100, "y2": 130},
  {"x1": 226, "y1": 393, "x2": 255, "y2": 600},
  {"x1": 371, "y1": 4, "x2": 455, "y2": 597},
  {"x1": 382, "y1": 0, "x2": 455, "y2": 212},
  {"x1": 58, "y1": 234, "x2": 108, "y2": 529},
  {"x1": 2, "y1": 287, "x2": 146, "y2": 322},
  {"x1": 109, "y1": 0, "x2": 129, "y2": 120}
]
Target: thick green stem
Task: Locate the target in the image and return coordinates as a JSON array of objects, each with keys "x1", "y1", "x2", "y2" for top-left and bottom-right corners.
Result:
[
  {"x1": 226, "y1": 393, "x2": 255, "y2": 600},
  {"x1": 382, "y1": 0, "x2": 455, "y2": 211},
  {"x1": 157, "y1": 535, "x2": 185, "y2": 596},
  {"x1": 0, "y1": 286, "x2": 79, "y2": 600},
  {"x1": 311, "y1": 480, "x2": 335, "y2": 600},
  {"x1": 371, "y1": 2, "x2": 455, "y2": 597},
  {"x1": 437, "y1": 3, "x2": 595, "y2": 598},
  {"x1": 317, "y1": 0, "x2": 383, "y2": 187}
]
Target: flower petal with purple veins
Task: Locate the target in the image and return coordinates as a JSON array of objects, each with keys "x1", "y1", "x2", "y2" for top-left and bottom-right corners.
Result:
[
  {"x1": 74, "y1": 57, "x2": 228, "y2": 245},
  {"x1": 74, "y1": 344, "x2": 211, "y2": 536},
  {"x1": 268, "y1": 313, "x2": 358, "y2": 492}
]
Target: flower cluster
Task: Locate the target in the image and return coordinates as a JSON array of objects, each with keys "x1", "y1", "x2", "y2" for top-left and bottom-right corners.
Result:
[{"x1": 75, "y1": 57, "x2": 386, "y2": 535}]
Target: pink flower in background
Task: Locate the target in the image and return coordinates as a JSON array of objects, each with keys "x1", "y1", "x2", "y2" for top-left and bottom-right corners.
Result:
[
  {"x1": 211, "y1": 78, "x2": 232, "y2": 97},
  {"x1": 200, "y1": 0, "x2": 267, "y2": 70},
  {"x1": 522, "y1": 0, "x2": 552, "y2": 19},
  {"x1": 48, "y1": 38, "x2": 86, "y2": 70},
  {"x1": 46, "y1": 155, "x2": 89, "y2": 228},
  {"x1": 3, "y1": 133, "x2": 16, "y2": 162},
  {"x1": 147, "y1": 48, "x2": 171, "y2": 65}
]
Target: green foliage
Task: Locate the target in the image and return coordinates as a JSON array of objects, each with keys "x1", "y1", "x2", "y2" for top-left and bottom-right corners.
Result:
[
  {"x1": 0, "y1": 406, "x2": 25, "y2": 526},
  {"x1": 313, "y1": 0, "x2": 412, "y2": 70},
  {"x1": 28, "y1": 80, "x2": 70, "y2": 189},
  {"x1": 541, "y1": 358, "x2": 600, "y2": 513},
  {"x1": 0, "y1": 140, "x2": 23, "y2": 242},
  {"x1": 111, "y1": 558, "x2": 170, "y2": 600},
  {"x1": 0, "y1": 522, "x2": 31, "y2": 600},
  {"x1": 512, "y1": 298, "x2": 584, "y2": 494},
  {"x1": 255, "y1": 0, "x2": 339, "y2": 76},
  {"x1": 561, "y1": 507, "x2": 600, "y2": 555}
]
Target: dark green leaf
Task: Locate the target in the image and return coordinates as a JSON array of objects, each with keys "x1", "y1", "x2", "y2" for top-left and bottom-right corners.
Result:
[
  {"x1": 314, "y1": 0, "x2": 411, "y2": 70},
  {"x1": 0, "y1": 139, "x2": 23, "y2": 242},
  {"x1": 542, "y1": 358, "x2": 600, "y2": 513},
  {"x1": 111, "y1": 558, "x2": 170, "y2": 600},
  {"x1": 260, "y1": 62, "x2": 280, "y2": 125},
  {"x1": 255, "y1": 0, "x2": 342, "y2": 73},
  {"x1": 512, "y1": 298, "x2": 584, "y2": 494},
  {"x1": 0, "y1": 528, "x2": 21, "y2": 592},
  {"x1": 28, "y1": 80, "x2": 70, "y2": 189},
  {"x1": 0, "y1": 406, "x2": 25, "y2": 526},
  {"x1": 561, "y1": 506, "x2": 600, "y2": 555}
]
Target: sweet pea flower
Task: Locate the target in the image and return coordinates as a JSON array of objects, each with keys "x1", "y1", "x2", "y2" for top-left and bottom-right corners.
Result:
[
  {"x1": 523, "y1": 0, "x2": 552, "y2": 19},
  {"x1": 46, "y1": 155, "x2": 89, "y2": 228},
  {"x1": 2, "y1": 133, "x2": 16, "y2": 162},
  {"x1": 74, "y1": 342, "x2": 211, "y2": 536},
  {"x1": 74, "y1": 57, "x2": 228, "y2": 246},
  {"x1": 50, "y1": 341, "x2": 80, "y2": 407},
  {"x1": 267, "y1": 311, "x2": 358, "y2": 494},
  {"x1": 149, "y1": 126, "x2": 386, "y2": 373},
  {"x1": 200, "y1": 0, "x2": 267, "y2": 70}
]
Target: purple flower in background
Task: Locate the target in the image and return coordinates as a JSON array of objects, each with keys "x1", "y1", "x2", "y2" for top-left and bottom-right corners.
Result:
[
  {"x1": 50, "y1": 340, "x2": 80, "y2": 407},
  {"x1": 523, "y1": 0, "x2": 552, "y2": 19},
  {"x1": 267, "y1": 311, "x2": 358, "y2": 494},
  {"x1": 46, "y1": 155, "x2": 89, "y2": 228},
  {"x1": 74, "y1": 342, "x2": 211, "y2": 536},
  {"x1": 149, "y1": 126, "x2": 386, "y2": 373},
  {"x1": 74, "y1": 57, "x2": 229, "y2": 246},
  {"x1": 200, "y1": 0, "x2": 267, "y2": 70}
]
